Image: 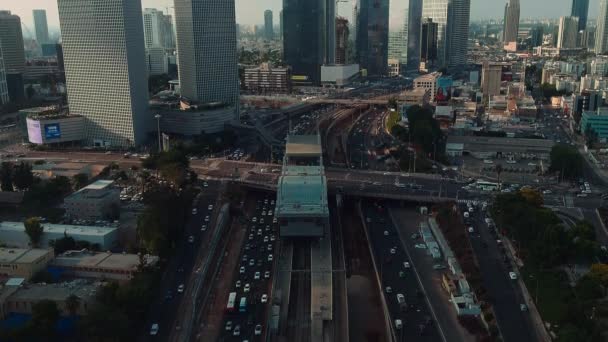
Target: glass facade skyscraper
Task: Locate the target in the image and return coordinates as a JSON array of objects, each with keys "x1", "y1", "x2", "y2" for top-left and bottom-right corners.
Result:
[
  {"x1": 387, "y1": 0, "x2": 422, "y2": 73},
  {"x1": 33, "y1": 10, "x2": 49, "y2": 45},
  {"x1": 356, "y1": 0, "x2": 389, "y2": 76},
  {"x1": 571, "y1": 0, "x2": 589, "y2": 31},
  {"x1": 422, "y1": 0, "x2": 470, "y2": 68}
]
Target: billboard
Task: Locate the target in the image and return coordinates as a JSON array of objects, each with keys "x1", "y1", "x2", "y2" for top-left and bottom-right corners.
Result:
[
  {"x1": 436, "y1": 76, "x2": 453, "y2": 103},
  {"x1": 44, "y1": 123, "x2": 61, "y2": 139},
  {"x1": 26, "y1": 118, "x2": 43, "y2": 144}
]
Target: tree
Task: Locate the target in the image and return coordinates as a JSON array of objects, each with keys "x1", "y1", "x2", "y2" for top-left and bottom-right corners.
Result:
[
  {"x1": 584, "y1": 126, "x2": 599, "y2": 149},
  {"x1": 387, "y1": 97, "x2": 398, "y2": 110},
  {"x1": 65, "y1": 294, "x2": 81, "y2": 316},
  {"x1": 72, "y1": 173, "x2": 89, "y2": 190},
  {"x1": 550, "y1": 145, "x2": 583, "y2": 181},
  {"x1": 519, "y1": 188, "x2": 544, "y2": 207},
  {"x1": 31, "y1": 300, "x2": 60, "y2": 337},
  {"x1": 13, "y1": 162, "x2": 33, "y2": 190},
  {"x1": 24, "y1": 217, "x2": 44, "y2": 247},
  {"x1": 589, "y1": 263, "x2": 608, "y2": 286},
  {"x1": 52, "y1": 233, "x2": 76, "y2": 254},
  {"x1": 0, "y1": 162, "x2": 13, "y2": 191}
]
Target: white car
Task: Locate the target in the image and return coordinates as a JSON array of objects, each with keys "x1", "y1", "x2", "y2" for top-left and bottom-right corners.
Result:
[
  {"x1": 254, "y1": 324, "x2": 262, "y2": 335},
  {"x1": 261, "y1": 294, "x2": 268, "y2": 303},
  {"x1": 384, "y1": 230, "x2": 389, "y2": 236},
  {"x1": 252, "y1": 217, "x2": 257, "y2": 223},
  {"x1": 236, "y1": 280, "x2": 241, "y2": 288},
  {"x1": 468, "y1": 227, "x2": 474, "y2": 233},
  {"x1": 188, "y1": 235, "x2": 194, "y2": 243},
  {"x1": 262, "y1": 211, "x2": 267, "y2": 216},
  {"x1": 177, "y1": 284, "x2": 185, "y2": 293},
  {"x1": 403, "y1": 262, "x2": 410, "y2": 269},
  {"x1": 273, "y1": 217, "x2": 278, "y2": 224},
  {"x1": 264, "y1": 271, "x2": 270, "y2": 279},
  {"x1": 270, "y1": 235, "x2": 276, "y2": 241},
  {"x1": 240, "y1": 266, "x2": 245, "y2": 274},
  {"x1": 225, "y1": 321, "x2": 232, "y2": 331},
  {"x1": 208, "y1": 204, "x2": 214, "y2": 210},
  {"x1": 201, "y1": 224, "x2": 207, "y2": 231},
  {"x1": 233, "y1": 325, "x2": 241, "y2": 336},
  {"x1": 244, "y1": 284, "x2": 251, "y2": 292},
  {"x1": 385, "y1": 286, "x2": 392, "y2": 293},
  {"x1": 150, "y1": 323, "x2": 159, "y2": 336},
  {"x1": 254, "y1": 272, "x2": 260, "y2": 280},
  {"x1": 268, "y1": 254, "x2": 273, "y2": 262},
  {"x1": 390, "y1": 248, "x2": 396, "y2": 254},
  {"x1": 192, "y1": 208, "x2": 197, "y2": 215},
  {"x1": 204, "y1": 216, "x2": 209, "y2": 222},
  {"x1": 509, "y1": 272, "x2": 518, "y2": 280}
]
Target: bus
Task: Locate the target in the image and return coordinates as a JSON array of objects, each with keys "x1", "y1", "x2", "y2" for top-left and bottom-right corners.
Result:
[
  {"x1": 226, "y1": 292, "x2": 237, "y2": 312},
  {"x1": 476, "y1": 181, "x2": 499, "y2": 192},
  {"x1": 239, "y1": 297, "x2": 247, "y2": 313}
]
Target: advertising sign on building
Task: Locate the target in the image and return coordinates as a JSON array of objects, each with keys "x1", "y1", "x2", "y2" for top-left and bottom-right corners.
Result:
[{"x1": 44, "y1": 124, "x2": 61, "y2": 139}]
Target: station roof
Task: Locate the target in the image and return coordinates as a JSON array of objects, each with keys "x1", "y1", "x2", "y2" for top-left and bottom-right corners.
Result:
[
  {"x1": 446, "y1": 136, "x2": 555, "y2": 154},
  {"x1": 276, "y1": 173, "x2": 328, "y2": 217},
  {"x1": 285, "y1": 135, "x2": 322, "y2": 157},
  {"x1": 0, "y1": 222, "x2": 116, "y2": 237}
]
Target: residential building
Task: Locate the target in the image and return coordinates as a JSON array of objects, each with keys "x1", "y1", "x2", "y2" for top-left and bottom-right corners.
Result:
[
  {"x1": 596, "y1": 0, "x2": 608, "y2": 54},
  {"x1": 0, "y1": 248, "x2": 54, "y2": 280},
  {"x1": 336, "y1": 17, "x2": 349, "y2": 65},
  {"x1": 33, "y1": 10, "x2": 49, "y2": 45},
  {"x1": 387, "y1": 0, "x2": 423, "y2": 74},
  {"x1": 402, "y1": 88, "x2": 431, "y2": 106},
  {"x1": 63, "y1": 180, "x2": 120, "y2": 221},
  {"x1": 283, "y1": 0, "x2": 336, "y2": 84},
  {"x1": 146, "y1": 47, "x2": 168, "y2": 76},
  {"x1": 143, "y1": 8, "x2": 166, "y2": 49},
  {"x1": 530, "y1": 26, "x2": 544, "y2": 48},
  {"x1": 264, "y1": 10, "x2": 274, "y2": 40},
  {"x1": 557, "y1": 16, "x2": 579, "y2": 49},
  {"x1": 243, "y1": 63, "x2": 292, "y2": 94},
  {"x1": 420, "y1": 18, "x2": 438, "y2": 70},
  {"x1": 422, "y1": 0, "x2": 470, "y2": 68},
  {"x1": 0, "y1": 222, "x2": 118, "y2": 250},
  {"x1": 581, "y1": 109, "x2": 608, "y2": 141},
  {"x1": 161, "y1": 14, "x2": 175, "y2": 50},
  {"x1": 0, "y1": 11, "x2": 25, "y2": 73},
  {"x1": 503, "y1": 0, "x2": 520, "y2": 45},
  {"x1": 58, "y1": 0, "x2": 149, "y2": 147},
  {"x1": 356, "y1": 0, "x2": 389, "y2": 75},
  {"x1": 481, "y1": 62, "x2": 503, "y2": 98},
  {"x1": 414, "y1": 72, "x2": 440, "y2": 101},
  {"x1": 51, "y1": 250, "x2": 159, "y2": 282},
  {"x1": 591, "y1": 57, "x2": 608, "y2": 76},
  {"x1": 581, "y1": 28, "x2": 595, "y2": 49},
  {"x1": 174, "y1": 0, "x2": 239, "y2": 129},
  {"x1": 571, "y1": 0, "x2": 590, "y2": 31}
]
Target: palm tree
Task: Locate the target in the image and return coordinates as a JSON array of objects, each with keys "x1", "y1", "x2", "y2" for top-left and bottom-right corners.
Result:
[
  {"x1": 495, "y1": 164, "x2": 503, "y2": 190},
  {"x1": 65, "y1": 294, "x2": 80, "y2": 316}
]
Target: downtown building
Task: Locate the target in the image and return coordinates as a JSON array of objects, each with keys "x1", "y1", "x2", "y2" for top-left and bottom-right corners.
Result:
[
  {"x1": 283, "y1": 0, "x2": 335, "y2": 85},
  {"x1": 597, "y1": 0, "x2": 608, "y2": 54},
  {"x1": 264, "y1": 10, "x2": 274, "y2": 40},
  {"x1": 143, "y1": 8, "x2": 175, "y2": 51},
  {"x1": 33, "y1": 10, "x2": 49, "y2": 45},
  {"x1": 422, "y1": 0, "x2": 471, "y2": 68},
  {"x1": 387, "y1": 0, "x2": 423, "y2": 75},
  {"x1": 0, "y1": 46, "x2": 8, "y2": 105},
  {"x1": 502, "y1": 0, "x2": 520, "y2": 47},
  {"x1": 335, "y1": 17, "x2": 349, "y2": 65},
  {"x1": 420, "y1": 18, "x2": 439, "y2": 72},
  {"x1": 571, "y1": 0, "x2": 589, "y2": 31},
  {"x1": 168, "y1": 0, "x2": 239, "y2": 134},
  {"x1": 558, "y1": 16, "x2": 579, "y2": 49},
  {"x1": 356, "y1": 0, "x2": 389, "y2": 76},
  {"x1": 0, "y1": 11, "x2": 26, "y2": 102},
  {"x1": 58, "y1": 0, "x2": 150, "y2": 147}
]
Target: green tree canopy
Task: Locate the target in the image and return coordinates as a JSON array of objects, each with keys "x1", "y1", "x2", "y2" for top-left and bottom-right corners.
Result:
[
  {"x1": 0, "y1": 162, "x2": 13, "y2": 192},
  {"x1": 13, "y1": 162, "x2": 33, "y2": 190},
  {"x1": 549, "y1": 145, "x2": 583, "y2": 181},
  {"x1": 24, "y1": 217, "x2": 43, "y2": 247}
]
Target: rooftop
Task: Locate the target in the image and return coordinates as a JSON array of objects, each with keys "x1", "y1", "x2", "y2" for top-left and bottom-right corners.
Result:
[
  {"x1": 285, "y1": 135, "x2": 322, "y2": 157},
  {"x1": 7, "y1": 280, "x2": 101, "y2": 303},
  {"x1": 81, "y1": 180, "x2": 114, "y2": 191},
  {"x1": 276, "y1": 173, "x2": 328, "y2": 217},
  {"x1": 0, "y1": 222, "x2": 117, "y2": 237},
  {"x1": 0, "y1": 248, "x2": 52, "y2": 264},
  {"x1": 52, "y1": 250, "x2": 159, "y2": 270},
  {"x1": 447, "y1": 136, "x2": 555, "y2": 151}
]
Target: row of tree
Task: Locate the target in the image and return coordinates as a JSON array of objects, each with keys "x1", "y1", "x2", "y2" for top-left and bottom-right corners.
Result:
[
  {"x1": 549, "y1": 145, "x2": 584, "y2": 181},
  {"x1": 1, "y1": 162, "x2": 34, "y2": 191}
]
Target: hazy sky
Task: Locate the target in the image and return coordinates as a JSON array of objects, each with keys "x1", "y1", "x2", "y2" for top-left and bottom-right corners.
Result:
[{"x1": 3, "y1": 0, "x2": 601, "y2": 33}]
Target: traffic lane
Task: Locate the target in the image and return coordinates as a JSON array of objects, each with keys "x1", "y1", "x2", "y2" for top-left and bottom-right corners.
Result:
[
  {"x1": 363, "y1": 204, "x2": 441, "y2": 341},
  {"x1": 469, "y1": 211, "x2": 535, "y2": 342}
]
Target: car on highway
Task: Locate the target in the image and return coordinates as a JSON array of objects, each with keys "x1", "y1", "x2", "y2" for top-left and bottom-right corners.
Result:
[
  {"x1": 177, "y1": 284, "x2": 184, "y2": 293},
  {"x1": 261, "y1": 294, "x2": 268, "y2": 303},
  {"x1": 208, "y1": 204, "x2": 214, "y2": 210},
  {"x1": 254, "y1": 272, "x2": 260, "y2": 280},
  {"x1": 249, "y1": 259, "x2": 255, "y2": 266},
  {"x1": 188, "y1": 235, "x2": 194, "y2": 243},
  {"x1": 520, "y1": 304, "x2": 528, "y2": 311},
  {"x1": 252, "y1": 217, "x2": 257, "y2": 223},
  {"x1": 201, "y1": 224, "x2": 207, "y2": 231},
  {"x1": 255, "y1": 324, "x2": 262, "y2": 335},
  {"x1": 240, "y1": 266, "x2": 245, "y2": 274},
  {"x1": 233, "y1": 325, "x2": 241, "y2": 336},
  {"x1": 244, "y1": 284, "x2": 251, "y2": 292},
  {"x1": 390, "y1": 248, "x2": 396, "y2": 254},
  {"x1": 403, "y1": 262, "x2": 410, "y2": 269},
  {"x1": 225, "y1": 321, "x2": 232, "y2": 331},
  {"x1": 268, "y1": 254, "x2": 273, "y2": 261},
  {"x1": 204, "y1": 216, "x2": 210, "y2": 222},
  {"x1": 509, "y1": 272, "x2": 518, "y2": 280},
  {"x1": 384, "y1": 230, "x2": 389, "y2": 236},
  {"x1": 433, "y1": 264, "x2": 447, "y2": 270},
  {"x1": 264, "y1": 271, "x2": 270, "y2": 278},
  {"x1": 192, "y1": 208, "x2": 197, "y2": 215},
  {"x1": 236, "y1": 280, "x2": 241, "y2": 288},
  {"x1": 150, "y1": 323, "x2": 159, "y2": 336}
]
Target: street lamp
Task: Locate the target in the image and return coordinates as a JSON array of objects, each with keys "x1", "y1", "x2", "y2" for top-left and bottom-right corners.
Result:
[{"x1": 154, "y1": 114, "x2": 162, "y2": 153}]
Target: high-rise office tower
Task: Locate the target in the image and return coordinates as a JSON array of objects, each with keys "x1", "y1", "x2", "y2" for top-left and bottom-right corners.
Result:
[
  {"x1": 530, "y1": 26, "x2": 544, "y2": 48},
  {"x1": 58, "y1": 0, "x2": 149, "y2": 147},
  {"x1": 597, "y1": 0, "x2": 608, "y2": 53},
  {"x1": 421, "y1": 18, "x2": 438, "y2": 67},
  {"x1": 387, "y1": 0, "x2": 423, "y2": 74},
  {"x1": 283, "y1": 0, "x2": 335, "y2": 84},
  {"x1": 503, "y1": 0, "x2": 520, "y2": 44},
  {"x1": 352, "y1": 4, "x2": 358, "y2": 45},
  {"x1": 162, "y1": 14, "x2": 176, "y2": 50},
  {"x1": 174, "y1": 0, "x2": 239, "y2": 120},
  {"x1": 336, "y1": 17, "x2": 349, "y2": 64},
  {"x1": 0, "y1": 46, "x2": 8, "y2": 105},
  {"x1": 0, "y1": 11, "x2": 25, "y2": 74},
  {"x1": 33, "y1": 10, "x2": 49, "y2": 45},
  {"x1": 558, "y1": 16, "x2": 579, "y2": 48},
  {"x1": 422, "y1": 0, "x2": 470, "y2": 68},
  {"x1": 279, "y1": 10, "x2": 283, "y2": 39},
  {"x1": 143, "y1": 8, "x2": 166, "y2": 49},
  {"x1": 264, "y1": 10, "x2": 274, "y2": 40},
  {"x1": 571, "y1": 0, "x2": 589, "y2": 31},
  {"x1": 356, "y1": 0, "x2": 389, "y2": 75}
]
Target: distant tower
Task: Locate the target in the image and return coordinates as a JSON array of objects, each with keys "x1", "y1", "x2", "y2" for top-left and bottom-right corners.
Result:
[
  {"x1": 0, "y1": 11, "x2": 25, "y2": 73},
  {"x1": 571, "y1": 0, "x2": 589, "y2": 31},
  {"x1": 143, "y1": 8, "x2": 165, "y2": 48},
  {"x1": 356, "y1": 0, "x2": 389, "y2": 75},
  {"x1": 597, "y1": 0, "x2": 608, "y2": 53},
  {"x1": 33, "y1": 10, "x2": 49, "y2": 44},
  {"x1": 264, "y1": 10, "x2": 274, "y2": 40},
  {"x1": 420, "y1": 18, "x2": 438, "y2": 68},
  {"x1": 503, "y1": 0, "x2": 520, "y2": 44},
  {"x1": 58, "y1": 0, "x2": 149, "y2": 146},
  {"x1": 557, "y1": 16, "x2": 579, "y2": 49},
  {"x1": 422, "y1": 0, "x2": 470, "y2": 68},
  {"x1": 336, "y1": 17, "x2": 349, "y2": 64}
]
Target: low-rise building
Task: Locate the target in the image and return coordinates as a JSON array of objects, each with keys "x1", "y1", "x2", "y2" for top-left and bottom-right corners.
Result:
[
  {"x1": 414, "y1": 72, "x2": 441, "y2": 102},
  {"x1": 242, "y1": 62, "x2": 292, "y2": 94},
  {"x1": 402, "y1": 88, "x2": 430, "y2": 107},
  {"x1": 26, "y1": 112, "x2": 85, "y2": 145},
  {"x1": 0, "y1": 248, "x2": 54, "y2": 280},
  {"x1": 581, "y1": 108, "x2": 608, "y2": 142},
  {"x1": 446, "y1": 135, "x2": 555, "y2": 159},
  {"x1": 51, "y1": 250, "x2": 159, "y2": 281},
  {"x1": 0, "y1": 222, "x2": 118, "y2": 250},
  {"x1": 63, "y1": 180, "x2": 120, "y2": 220},
  {"x1": 320, "y1": 64, "x2": 360, "y2": 87}
]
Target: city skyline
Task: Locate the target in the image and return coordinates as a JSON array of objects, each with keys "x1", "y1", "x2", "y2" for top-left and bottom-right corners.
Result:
[{"x1": 2, "y1": 0, "x2": 603, "y2": 33}]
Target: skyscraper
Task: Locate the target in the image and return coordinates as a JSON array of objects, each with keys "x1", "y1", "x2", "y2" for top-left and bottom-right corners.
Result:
[
  {"x1": 558, "y1": 16, "x2": 579, "y2": 49},
  {"x1": 143, "y1": 8, "x2": 165, "y2": 49},
  {"x1": 279, "y1": 10, "x2": 283, "y2": 39},
  {"x1": 503, "y1": 0, "x2": 520, "y2": 44},
  {"x1": 162, "y1": 14, "x2": 175, "y2": 50},
  {"x1": 264, "y1": 10, "x2": 274, "y2": 40},
  {"x1": 0, "y1": 11, "x2": 25, "y2": 73},
  {"x1": 356, "y1": 0, "x2": 389, "y2": 75},
  {"x1": 421, "y1": 18, "x2": 438, "y2": 68},
  {"x1": 0, "y1": 46, "x2": 8, "y2": 105},
  {"x1": 571, "y1": 0, "x2": 589, "y2": 31},
  {"x1": 530, "y1": 26, "x2": 544, "y2": 48},
  {"x1": 283, "y1": 0, "x2": 335, "y2": 84},
  {"x1": 336, "y1": 17, "x2": 349, "y2": 64},
  {"x1": 387, "y1": 0, "x2": 423, "y2": 74},
  {"x1": 33, "y1": 10, "x2": 49, "y2": 45},
  {"x1": 597, "y1": 0, "x2": 608, "y2": 53},
  {"x1": 174, "y1": 0, "x2": 239, "y2": 120},
  {"x1": 423, "y1": 0, "x2": 470, "y2": 68},
  {"x1": 58, "y1": 0, "x2": 149, "y2": 146}
]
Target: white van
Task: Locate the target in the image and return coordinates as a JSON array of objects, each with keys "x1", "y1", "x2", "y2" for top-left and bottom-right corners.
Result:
[{"x1": 395, "y1": 319, "x2": 403, "y2": 330}]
